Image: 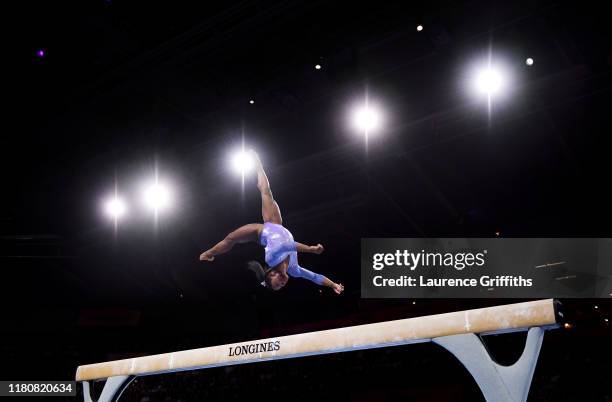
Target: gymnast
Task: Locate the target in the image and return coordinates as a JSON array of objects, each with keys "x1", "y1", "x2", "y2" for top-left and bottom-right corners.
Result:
[{"x1": 199, "y1": 150, "x2": 344, "y2": 294}]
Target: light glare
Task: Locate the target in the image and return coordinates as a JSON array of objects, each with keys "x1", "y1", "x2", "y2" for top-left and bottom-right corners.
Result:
[
  {"x1": 104, "y1": 197, "x2": 126, "y2": 219},
  {"x1": 526, "y1": 57, "x2": 534, "y2": 66},
  {"x1": 231, "y1": 151, "x2": 255, "y2": 175},
  {"x1": 476, "y1": 68, "x2": 504, "y2": 96},
  {"x1": 143, "y1": 182, "x2": 171, "y2": 211},
  {"x1": 351, "y1": 105, "x2": 382, "y2": 133}
]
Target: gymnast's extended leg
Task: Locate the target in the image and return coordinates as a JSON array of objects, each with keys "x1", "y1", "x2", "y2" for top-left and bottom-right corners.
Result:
[
  {"x1": 199, "y1": 223, "x2": 262, "y2": 261},
  {"x1": 251, "y1": 151, "x2": 282, "y2": 225}
]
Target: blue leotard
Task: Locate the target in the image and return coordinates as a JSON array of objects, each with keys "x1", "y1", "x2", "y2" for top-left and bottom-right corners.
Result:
[{"x1": 259, "y1": 222, "x2": 325, "y2": 285}]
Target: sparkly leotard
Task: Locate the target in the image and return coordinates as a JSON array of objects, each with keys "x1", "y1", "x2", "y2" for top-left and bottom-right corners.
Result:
[{"x1": 259, "y1": 222, "x2": 325, "y2": 285}]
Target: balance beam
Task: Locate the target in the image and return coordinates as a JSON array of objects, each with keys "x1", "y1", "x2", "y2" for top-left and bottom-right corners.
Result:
[{"x1": 76, "y1": 299, "x2": 560, "y2": 402}]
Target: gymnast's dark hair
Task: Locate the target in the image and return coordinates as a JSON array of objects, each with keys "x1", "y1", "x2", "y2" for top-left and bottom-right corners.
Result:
[{"x1": 246, "y1": 260, "x2": 274, "y2": 289}]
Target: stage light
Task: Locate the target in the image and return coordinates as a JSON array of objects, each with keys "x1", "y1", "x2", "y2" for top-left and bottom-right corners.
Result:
[
  {"x1": 465, "y1": 57, "x2": 513, "y2": 115},
  {"x1": 351, "y1": 104, "x2": 383, "y2": 134},
  {"x1": 231, "y1": 150, "x2": 255, "y2": 175},
  {"x1": 475, "y1": 67, "x2": 505, "y2": 96},
  {"x1": 37, "y1": 49, "x2": 45, "y2": 58},
  {"x1": 249, "y1": 99, "x2": 255, "y2": 104},
  {"x1": 143, "y1": 182, "x2": 172, "y2": 212},
  {"x1": 526, "y1": 57, "x2": 534, "y2": 66},
  {"x1": 104, "y1": 197, "x2": 126, "y2": 220},
  {"x1": 416, "y1": 25, "x2": 423, "y2": 31},
  {"x1": 315, "y1": 64, "x2": 322, "y2": 70}
]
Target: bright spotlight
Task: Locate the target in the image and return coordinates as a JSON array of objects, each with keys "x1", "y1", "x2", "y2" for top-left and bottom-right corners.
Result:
[
  {"x1": 249, "y1": 99, "x2": 255, "y2": 104},
  {"x1": 465, "y1": 58, "x2": 513, "y2": 111},
  {"x1": 416, "y1": 25, "x2": 423, "y2": 32},
  {"x1": 526, "y1": 57, "x2": 534, "y2": 66},
  {"x1": 315, "y1": 64, "x2": 322, "y2": 70},
  {"x1": 143, "y1": 182, "x2": 171, "y2": 212},
  {"x1": 351, "y1": 104, "x2": 382, "y2": 134},
  {"x1": 475, "y1": 67, "x2": 505, "y2": 96},
  {"x1": 231, "y1": 150, "x2": 255, "y2": 175},
  {"x1": 104, "y1": 197, "x2": 126, "y2": 219}
]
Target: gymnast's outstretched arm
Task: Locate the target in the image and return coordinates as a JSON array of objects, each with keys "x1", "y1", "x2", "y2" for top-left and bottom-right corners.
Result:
[
  {"x1": 295, "y1": 242, "x2": 324, "y2": 254},
  {"x1": 292, "y1": 264, "x2": 344, "y2": 294}
]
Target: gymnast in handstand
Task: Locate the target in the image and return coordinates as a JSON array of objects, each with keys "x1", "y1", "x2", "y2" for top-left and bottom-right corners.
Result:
[{"x1": 199, "y1": 151, "x2": 344, "y2": 294}]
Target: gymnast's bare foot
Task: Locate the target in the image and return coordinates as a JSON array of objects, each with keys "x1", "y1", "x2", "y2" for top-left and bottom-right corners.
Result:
[
  {"x1": 199, "y1": 250, "x2": 214, "y2": 261},
  {"x1": 249, "y1": 149, "x2": 263, "y2": 169}
]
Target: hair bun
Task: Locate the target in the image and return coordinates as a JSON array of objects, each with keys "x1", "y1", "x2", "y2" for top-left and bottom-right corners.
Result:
[{"x1": 246, "y1": 260, "x2": 266, "y2": 284}]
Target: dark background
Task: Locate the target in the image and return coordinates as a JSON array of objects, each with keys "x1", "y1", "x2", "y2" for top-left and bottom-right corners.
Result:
[{"x1": 2, "y1": 1, "x2": 611, "y2": 401}]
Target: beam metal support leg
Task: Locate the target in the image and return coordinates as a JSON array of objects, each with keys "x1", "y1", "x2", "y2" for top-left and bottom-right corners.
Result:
[
  {"x1": 433, "y1": 326, "x2": 545, "y2": 402},
  {"x1": 82, "y1": 375, "x2": 133, "y2": 402}
]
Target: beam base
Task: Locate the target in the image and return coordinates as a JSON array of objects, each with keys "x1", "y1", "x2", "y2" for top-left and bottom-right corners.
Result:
[
  {"x1": 434, "y1": 326, "x2": 545, "y2": 402},
  {"x1": 82, "y1": 375, "x2": 133, "y2": 402}
]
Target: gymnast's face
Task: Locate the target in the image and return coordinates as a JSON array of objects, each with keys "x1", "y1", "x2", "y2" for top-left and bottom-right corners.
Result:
[{"x1": 267, "y1": 269, "x2": 288, "y2": 290}]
